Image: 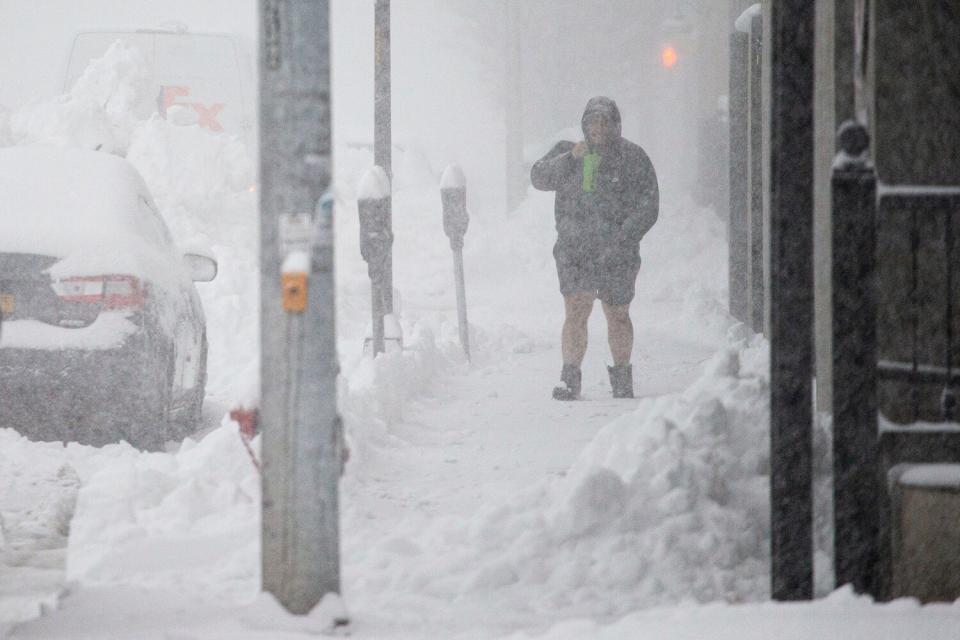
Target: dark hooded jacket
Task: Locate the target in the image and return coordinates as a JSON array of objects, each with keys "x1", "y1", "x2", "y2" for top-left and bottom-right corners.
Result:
[{"x1": 530, "y1": 97, "x2": 659, "y2": 263}]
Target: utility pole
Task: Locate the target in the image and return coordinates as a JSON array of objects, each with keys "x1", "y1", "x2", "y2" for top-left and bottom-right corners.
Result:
[
  {"x1": 259, "y1": 0, "x2": 344, "y2": 616},
  {"x1": 374, "y1": 0, "x2": 394, "y2": 314}
]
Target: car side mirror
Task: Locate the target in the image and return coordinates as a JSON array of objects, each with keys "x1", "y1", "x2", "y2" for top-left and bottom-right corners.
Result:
[{"x1": 184, "y1": 253, "x2": 218, "y2": 282}]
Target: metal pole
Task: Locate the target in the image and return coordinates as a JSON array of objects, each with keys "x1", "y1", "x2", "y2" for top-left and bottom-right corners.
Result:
[
  {"x1": 374, "y1": 0, "x2": 394, "y2": 314},
  {"x1": 728, "y1": 29, "x2": 749, "y2": 323},
  {"x1": 441, "y1": 165, "x2": 471, "y2": 361},
  {"x1": 748, "y1": 15, "x2": 764, "y2": 333},
  {"x1": 370, "y1": 279, "x2": 385, "y2": 355},
  {"x1": 260, "y1": 0, "x2": 343, "y2": 616},
  {"x1": 452, "y1": 249, "x2": 470, "y2": 361},
  {"x1": 769, "y1": 0, "x2": 815, "y2": 601}
]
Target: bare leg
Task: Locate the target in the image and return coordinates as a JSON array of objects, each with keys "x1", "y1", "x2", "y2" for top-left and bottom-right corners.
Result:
[
  {"x1": 562, "y1": 291, "x2": 596, "y2": 365},
  {"x1": 601, "y1": 302, "x2": 633, "y2": 366}
]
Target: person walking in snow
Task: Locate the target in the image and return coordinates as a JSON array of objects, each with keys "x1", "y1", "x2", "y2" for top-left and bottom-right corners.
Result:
[{"x1": 531, "y1": 96, "x2": 659, "y2": 400}]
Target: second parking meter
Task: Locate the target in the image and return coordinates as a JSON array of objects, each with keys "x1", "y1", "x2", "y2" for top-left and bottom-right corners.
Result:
[
  {"x1": 440, "y1": 164, "x2": 470, "y2": 361},
  {"x1": 440, "y1": 164, "x2": 469, "y2": 250},
  {"x1": 358, "y1": 166, "x2": 393, "y2": 355}
]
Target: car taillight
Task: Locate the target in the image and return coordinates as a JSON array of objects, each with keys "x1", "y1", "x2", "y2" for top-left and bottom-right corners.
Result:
[{"x1": 52, "y1": 275, "x2": 146, "y2": 309}]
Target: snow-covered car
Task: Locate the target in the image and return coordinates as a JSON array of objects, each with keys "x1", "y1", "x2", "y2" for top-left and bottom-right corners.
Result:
[{"x1": 0, "y1": 147, "x2": 216, "y2": 450}]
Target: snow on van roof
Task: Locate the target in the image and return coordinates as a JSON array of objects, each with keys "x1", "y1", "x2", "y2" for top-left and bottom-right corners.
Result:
[{"x1": 0, "y1": 146, "x2": 171, "y2": 276}]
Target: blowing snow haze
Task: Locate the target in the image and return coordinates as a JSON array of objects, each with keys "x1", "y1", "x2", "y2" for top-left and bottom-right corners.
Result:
[{"x1": 7, "y1": 1, "x2": 951, "y2": 640}]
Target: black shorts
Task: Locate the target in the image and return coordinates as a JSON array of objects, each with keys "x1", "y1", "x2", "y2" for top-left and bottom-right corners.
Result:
[{"x1": 554, "y1": 244, "x2": 642, "y2": 305}]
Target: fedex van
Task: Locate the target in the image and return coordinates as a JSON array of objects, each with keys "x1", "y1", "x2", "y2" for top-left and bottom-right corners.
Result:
[{"x1": 64, "y1": 27, "x2": 254, "y2": 144}]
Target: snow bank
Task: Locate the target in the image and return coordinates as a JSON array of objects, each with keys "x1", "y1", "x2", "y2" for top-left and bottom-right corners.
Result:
[
  {"x1": 341, "y1": 321, "x2": 458, "y2": 473},
  {"x1": 8, "y1": 41, "x2": 153, "y2": 154},
  {"x1": 62, "y1": 322, "x2": 457, "y2": 599},
  {"x1": 499, "y1": 586, "x2": 960, "y2": 640},
  {"x1": 65, "y1": 418, "x2": 260, "y2": 599},
  {"x1": 341, "y1": 330, "x2": 772, "y2": 621},
  {"x1": 0, "y1": 429, "x2": 138, "y2": 630}
]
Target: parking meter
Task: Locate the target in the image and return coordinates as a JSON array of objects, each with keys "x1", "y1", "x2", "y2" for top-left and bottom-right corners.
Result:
[
  {"x1": 440, "y1": 164, "x2": 471, "y2": 361},
  {"x1": 440, "y1": 164, "x2": 468, "y2": 250},
  {"x1": 358, "y1": 166, "x2": 392, "y2": 355},
  {"x1": 358, "y1": 166, "x2": 393, "y2": 280}
]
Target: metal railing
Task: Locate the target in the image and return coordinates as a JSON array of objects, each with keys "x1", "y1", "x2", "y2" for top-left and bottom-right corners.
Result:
[
  {"x1": 876, "y1": 186, "x2": 960, "y2": 422},
  {"x1": 831, "y1": 120, "x2": 960, "y2": 600}
]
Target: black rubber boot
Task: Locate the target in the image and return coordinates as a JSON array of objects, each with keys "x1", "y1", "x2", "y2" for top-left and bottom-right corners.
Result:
[
  {"x1": 607, "y1": 364, "x2": 634, "y2": 399},
  {"x1": 552, "y1": 364, "x2": 582, "y2": 401}
]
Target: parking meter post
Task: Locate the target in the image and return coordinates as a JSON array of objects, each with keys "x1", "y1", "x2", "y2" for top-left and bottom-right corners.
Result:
[
  {"x1": 369, "y1": 280, "x2": 385, "y2": 355},
  {"x1": 452, "y1": 247, "x2": 470, "y2": 361},
  {"x1": 358, "y1": 166, "x2": 392, "y2": 356},
  {"x1": 441, "y1": 165, "x2": 470, "y2": 362},
  {"x1": 259, "y1": 0, "x2": 345, "y2": 619},
  {"x1": 374, "y1": 0, "x2": 394, "y2": 315}
]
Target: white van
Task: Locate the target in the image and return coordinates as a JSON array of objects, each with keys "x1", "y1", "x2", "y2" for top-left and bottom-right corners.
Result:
[{"x1": 64, "y1": 27, "x2": 254, "y2": 144}]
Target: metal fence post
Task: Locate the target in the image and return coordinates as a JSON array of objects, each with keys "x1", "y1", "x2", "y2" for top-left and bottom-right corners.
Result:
[
  {"x1": 831, "y1": 120, "x2": 883, "y2": 597},
  {"x1": 358, "y1": 166, "x2": 393, "y2": 356},
  {"x1": 729, "y1": 27, "x2": 750, "y2": 323},
  {"x1": 440, "y1": 165, "x2": 470, "y2": 362},
  {"x1": 769, "y1": 0, "x2": 816, "y2": 602},
  {"x1": 259, "y1": 0, "x2": 345, "y2": 618}
]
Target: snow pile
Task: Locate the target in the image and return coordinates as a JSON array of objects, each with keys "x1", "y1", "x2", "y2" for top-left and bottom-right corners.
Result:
[
  {"x1": 8, "y1": 41, "x2": 153, "y2": 154},
  {"x1": 65, "y1": 419, "x2": 260, "y2": 600},
  {"x1": 0, "y1": 429, "x2": 138, "y2": 630},
  {"x1": 343, "y1": 330, "x2": 771, "y2": 621},
  {"x1": 341, "y1": 324, "x2": 455, "y2": 468},
  {"x1": 536, "y1": 331, "x2": 771, "y2": 606},
  {"x1": 498, "y1": 586, "x2": 960, "y2": 640},
  {"x1": 240, "y1": 592, "x2": 349, "y2": 635},
  {"x1": 61, "y1": 325, "x2": 457, "y2": 601}
]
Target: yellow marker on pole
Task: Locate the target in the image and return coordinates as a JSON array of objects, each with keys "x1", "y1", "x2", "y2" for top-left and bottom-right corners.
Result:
[{"x1": 282, "y1": 251, "x2": 310, "y2": 313}]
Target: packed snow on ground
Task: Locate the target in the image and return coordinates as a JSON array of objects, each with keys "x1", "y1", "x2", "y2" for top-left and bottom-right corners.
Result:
[{"x1": 3, "y1": 40, "x2": 960, "y2": 640}]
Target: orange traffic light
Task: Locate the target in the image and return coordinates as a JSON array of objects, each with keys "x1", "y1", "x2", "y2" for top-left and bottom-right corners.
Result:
[{"x1": 661, "y1": 45, "x2": 678, "y2": 69}]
